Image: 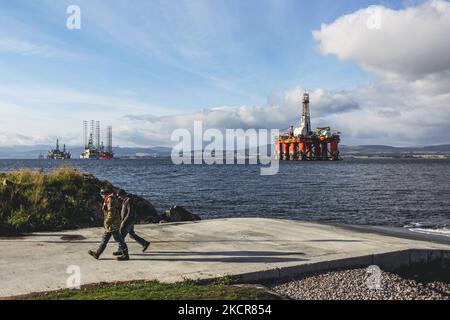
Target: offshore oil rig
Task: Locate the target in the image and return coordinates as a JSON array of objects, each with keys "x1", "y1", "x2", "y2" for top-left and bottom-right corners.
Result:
[
  {"x1": 80, "y1": 120, "x2": 114, "y2": 159},
  {"x1": 275, "y1": 92, "x2": 341, "y2": 161},
  {"x1": 47, "y1": 139, "x2": 71, "y2": 160}
]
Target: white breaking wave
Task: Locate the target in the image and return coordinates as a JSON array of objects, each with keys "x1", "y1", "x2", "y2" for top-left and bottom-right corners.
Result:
[{"x1": 408, "y1": 227, "x2": 450, "y2": 238}]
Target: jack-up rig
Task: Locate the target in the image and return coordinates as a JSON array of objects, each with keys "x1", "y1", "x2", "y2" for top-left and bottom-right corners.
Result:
[
  {"x1": 80, "y1": 120, "x2": 115, "y2": 159},
  {"x1": 275, "y1": 92, "x2": 341, "y2": 161}
]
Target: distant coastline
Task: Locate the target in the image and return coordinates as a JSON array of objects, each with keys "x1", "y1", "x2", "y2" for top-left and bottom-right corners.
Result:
[
  {"x1": 0, "y1": 144, "x2": 450, "y2": 160},
  {"x1": 342, "y1": 154, "x2": 450, "y2": 160}
]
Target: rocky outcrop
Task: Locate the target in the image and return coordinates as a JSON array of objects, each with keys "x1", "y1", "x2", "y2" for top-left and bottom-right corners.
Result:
[
  {"x1": 160, "y1": 205, "x2": 201, "y2": 223},
  {"x1": 0, "y1": 167, "x2": 203, "y2": 236},
  {"x1": 0, "y1": 167, "x2": 202, "y2": 236},
  {"x1": 131, "y1": 196, "x2": 159, "y2": 223}
]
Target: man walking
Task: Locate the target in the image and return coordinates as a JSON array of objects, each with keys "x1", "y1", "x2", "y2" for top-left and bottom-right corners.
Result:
[
  {"x1": 113, "y1": 189, "x2": 150, "y2": 256},
  {"x1": 88, "y1": 188, "x2": 129, "y2": 261}
]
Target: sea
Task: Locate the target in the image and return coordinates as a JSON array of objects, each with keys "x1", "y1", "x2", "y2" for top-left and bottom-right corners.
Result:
[{"x1": 1, "y1": 158, "x2": 449, "y2": 237}]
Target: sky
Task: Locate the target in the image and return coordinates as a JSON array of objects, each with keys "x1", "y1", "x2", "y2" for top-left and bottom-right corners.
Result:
[{"x1": 0, "y1": 0, "x2": 449, "y2": 147}]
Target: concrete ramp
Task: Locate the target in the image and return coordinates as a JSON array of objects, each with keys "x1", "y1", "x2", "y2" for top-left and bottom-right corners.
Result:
[{"x1": 0, "y1": 218, "x2": 449, "y2": 298}]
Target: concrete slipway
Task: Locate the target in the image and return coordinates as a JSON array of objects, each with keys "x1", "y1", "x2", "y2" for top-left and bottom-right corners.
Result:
[{"x1": 0, "y1": 218, "x2": 449, "y2": 298}]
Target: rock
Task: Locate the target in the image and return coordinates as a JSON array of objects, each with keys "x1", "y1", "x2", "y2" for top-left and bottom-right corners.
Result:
[
  {"x1": 161, "y1": 205, "x2": 201, "y2": 222},
  {"x1": 132, "y1": 196, "x2": 159, "y2": 223}
]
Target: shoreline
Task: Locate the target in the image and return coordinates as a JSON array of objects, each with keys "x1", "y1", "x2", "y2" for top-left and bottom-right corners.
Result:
[{"x1": 333, "y1": 223, "x2": 450, "y2": 245}]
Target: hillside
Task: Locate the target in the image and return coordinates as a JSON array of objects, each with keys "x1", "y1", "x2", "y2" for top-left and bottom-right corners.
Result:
[
  {"x1": 1, "y1": 144, "x2": 449, "y2": 159},
  {"x1": 340, "y1": 144, "x2": 450, "y2": 157}
]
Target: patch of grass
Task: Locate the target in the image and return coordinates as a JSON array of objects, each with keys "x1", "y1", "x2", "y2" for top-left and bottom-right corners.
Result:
[
  {"x1": 20, "y1": 280, "x2": 281, "y2": 300},
  {"x1": 212, "y1": 274, "x2": 237, "y2": 286},
  {"x1": 0, "y1": 166, "x2": 114, "y2": 235}
]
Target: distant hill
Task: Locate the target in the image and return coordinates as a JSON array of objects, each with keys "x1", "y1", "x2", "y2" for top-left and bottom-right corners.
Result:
[
  {"x1": 419, "y1": 144, "x2": 450, "y2": 152},
  {"x1": 340, "y1": 144, "x2": 450, "y2": 155},
  {"x1": 0, "y1": 145, "x2": 54, "y2": 159},
  {"x1": 0, "y1": 146, "x2": 172, "y2": 159},
  {"x1": 114, "y1": 147, "x2": 172, "y2": 158},
  {"x1": 0, "y1": 144, "x2": 449, "y2": 159}
]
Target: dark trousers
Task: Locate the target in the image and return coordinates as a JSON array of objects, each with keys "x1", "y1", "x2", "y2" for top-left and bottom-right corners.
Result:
[
  {"x1": 98, "y1": 230, "x2": 128, "y2": 254},
  {"x1": 120, "y1": 222, "x2": 149, "y2": 248}
]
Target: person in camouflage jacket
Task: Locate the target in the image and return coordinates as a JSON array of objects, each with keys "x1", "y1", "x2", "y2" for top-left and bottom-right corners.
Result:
[
  {"x1": 103, "y1": 191, "x2": 121, "y2": 232},
  {"x1": 112, "y1": 189, "x2": 150, "y2": 256},
  {"x1": 88, "y1": 188, "x2": 129, "y2": 261}
]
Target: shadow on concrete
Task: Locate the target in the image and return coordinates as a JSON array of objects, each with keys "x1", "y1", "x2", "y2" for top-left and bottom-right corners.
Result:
[
  {"x1": 150, "y1": 239, "x2": 361, "y2": 244},
  {"x1": 393, "y1": 259, "x2": 450, "y2": 284},
  {"x1": 4, "y1": 239, "x2": 302, "y2": 244},
  {"x1": 142, "y1": 257, "x2": 306, "y2": 263},
  {"x1": 104, "y1": 256, "x2": 307, "y2": 263},
  {"x1": 135, "y1": 251, "x2": 305, "y2": 256},
  {"x1": 0, "y1": 239, "x2": 361, "y2": 245},
  {"x1": 99, "y1": 250, "x2": 307, "y2": 263},
  {"x1": 20, "y1": 233, "x2": 85, "y2": 238},
  {"x1": 0, "y1": 240, "x2": 99, "y2": 244},
  {"x1": 0, "y1": 234, "x2": 88, "y2": 242},
  {"x1": 307, "y1": 239, "x2": 361, "y2": 243}
]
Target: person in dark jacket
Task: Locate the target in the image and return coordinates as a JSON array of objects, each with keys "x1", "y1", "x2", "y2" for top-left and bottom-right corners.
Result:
[
  {"x1": 88, "y1": 188, "x2": 129, "y2": 261},
  {"x1": 113, "y1": 189, "x2": 150, "y2": 256}
]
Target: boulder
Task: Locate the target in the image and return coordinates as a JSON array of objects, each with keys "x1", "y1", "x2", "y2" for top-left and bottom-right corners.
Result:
[
  {"x1": 161, "y1": 205, "x2": 201, "y2": 222},
  {"x1": 132, "y1": 196, "x2": 159, "y2": 223}
]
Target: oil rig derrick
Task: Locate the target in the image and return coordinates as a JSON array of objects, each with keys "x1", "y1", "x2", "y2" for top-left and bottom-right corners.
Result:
[
  {"x1": 47, "y1": 138, "x2": 71, "y2": 160},
  {"x1": 275, "y1": 92, "x2": 341, "y2": 161},
  {"x1": 80, "y1": 120, "x2": 114, "y2": 159}
]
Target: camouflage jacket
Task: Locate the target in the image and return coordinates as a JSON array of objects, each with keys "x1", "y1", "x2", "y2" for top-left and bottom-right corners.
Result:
[
  {"x1": 102, "y1": 193, "x2": 121, "y2": 232},
  {"x1": 121, "y1": 195, "x2": 138, "y2": 227}
]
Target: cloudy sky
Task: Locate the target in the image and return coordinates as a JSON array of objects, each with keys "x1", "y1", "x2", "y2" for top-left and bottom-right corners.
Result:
[{"x1": 0, "y1": 0, "x2": 449, "y2": 147}]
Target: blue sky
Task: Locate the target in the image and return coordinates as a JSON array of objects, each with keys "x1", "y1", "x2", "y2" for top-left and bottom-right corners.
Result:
[{"x1": 1, "y1": 0, "x2": 448, "y2": 147}]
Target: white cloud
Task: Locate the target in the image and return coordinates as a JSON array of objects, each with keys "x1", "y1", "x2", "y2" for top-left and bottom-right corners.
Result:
[
  {"x1": 313, "y1": 0, "x2": 450, "y2": 82},
  {"x1": 284, "y1": 87, "x2": 360, "y2": 116},
  {"x1": 120, "y1": 86, "x2": 360, "y2": 147},
  {"x1": 309, "y1": 0, "x2": 450, "y2": 146}
]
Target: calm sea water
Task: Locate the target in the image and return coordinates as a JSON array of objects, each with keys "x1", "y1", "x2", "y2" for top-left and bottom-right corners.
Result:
[{"x1": 1, "y1": 158, "x2": 449, "y2": 230}]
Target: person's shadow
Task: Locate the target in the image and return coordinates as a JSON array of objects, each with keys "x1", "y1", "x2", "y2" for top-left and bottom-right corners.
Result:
[{"x1": 107, "y1": 250, "x2": 308, "y2": 263}]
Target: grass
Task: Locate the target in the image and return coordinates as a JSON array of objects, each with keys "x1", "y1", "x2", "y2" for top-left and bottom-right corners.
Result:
[
  {"x1": 18, "y1": 280, "x2": 282, "y2": 300},
  {"x1": 0, "y1": 166, "x2": 113, "y2": 235}
]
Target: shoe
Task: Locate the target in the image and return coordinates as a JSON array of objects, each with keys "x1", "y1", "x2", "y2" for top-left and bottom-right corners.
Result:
[
  {"x1": 88, "y1": 250, "x2": 100, "y2": 260},
  {"x1": 142, "y1": 242, "x2": 151, "y2": 253},
  {"x1": 112, "y1": 251, "x2": 123, "y2": 256},
  {"x1": 117, "y1": 252, "x2": 130, "y2": 261}
]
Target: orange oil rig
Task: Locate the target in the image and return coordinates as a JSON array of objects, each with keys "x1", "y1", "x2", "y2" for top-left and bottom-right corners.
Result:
[{"x1": 275, "y1": 92, "x2": 341, "y2": 161}]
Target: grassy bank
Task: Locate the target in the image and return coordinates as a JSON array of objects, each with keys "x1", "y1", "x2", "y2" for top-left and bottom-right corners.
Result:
[
  {"x1": 0, "y1": 167, "x2": 107, "y2": 235},
  {"x1": 15, "y1": 280, "x2": 282, "y2": 300},
  {"x1": 0, "y1": 166, "x2": 159, "y2": 236}
]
